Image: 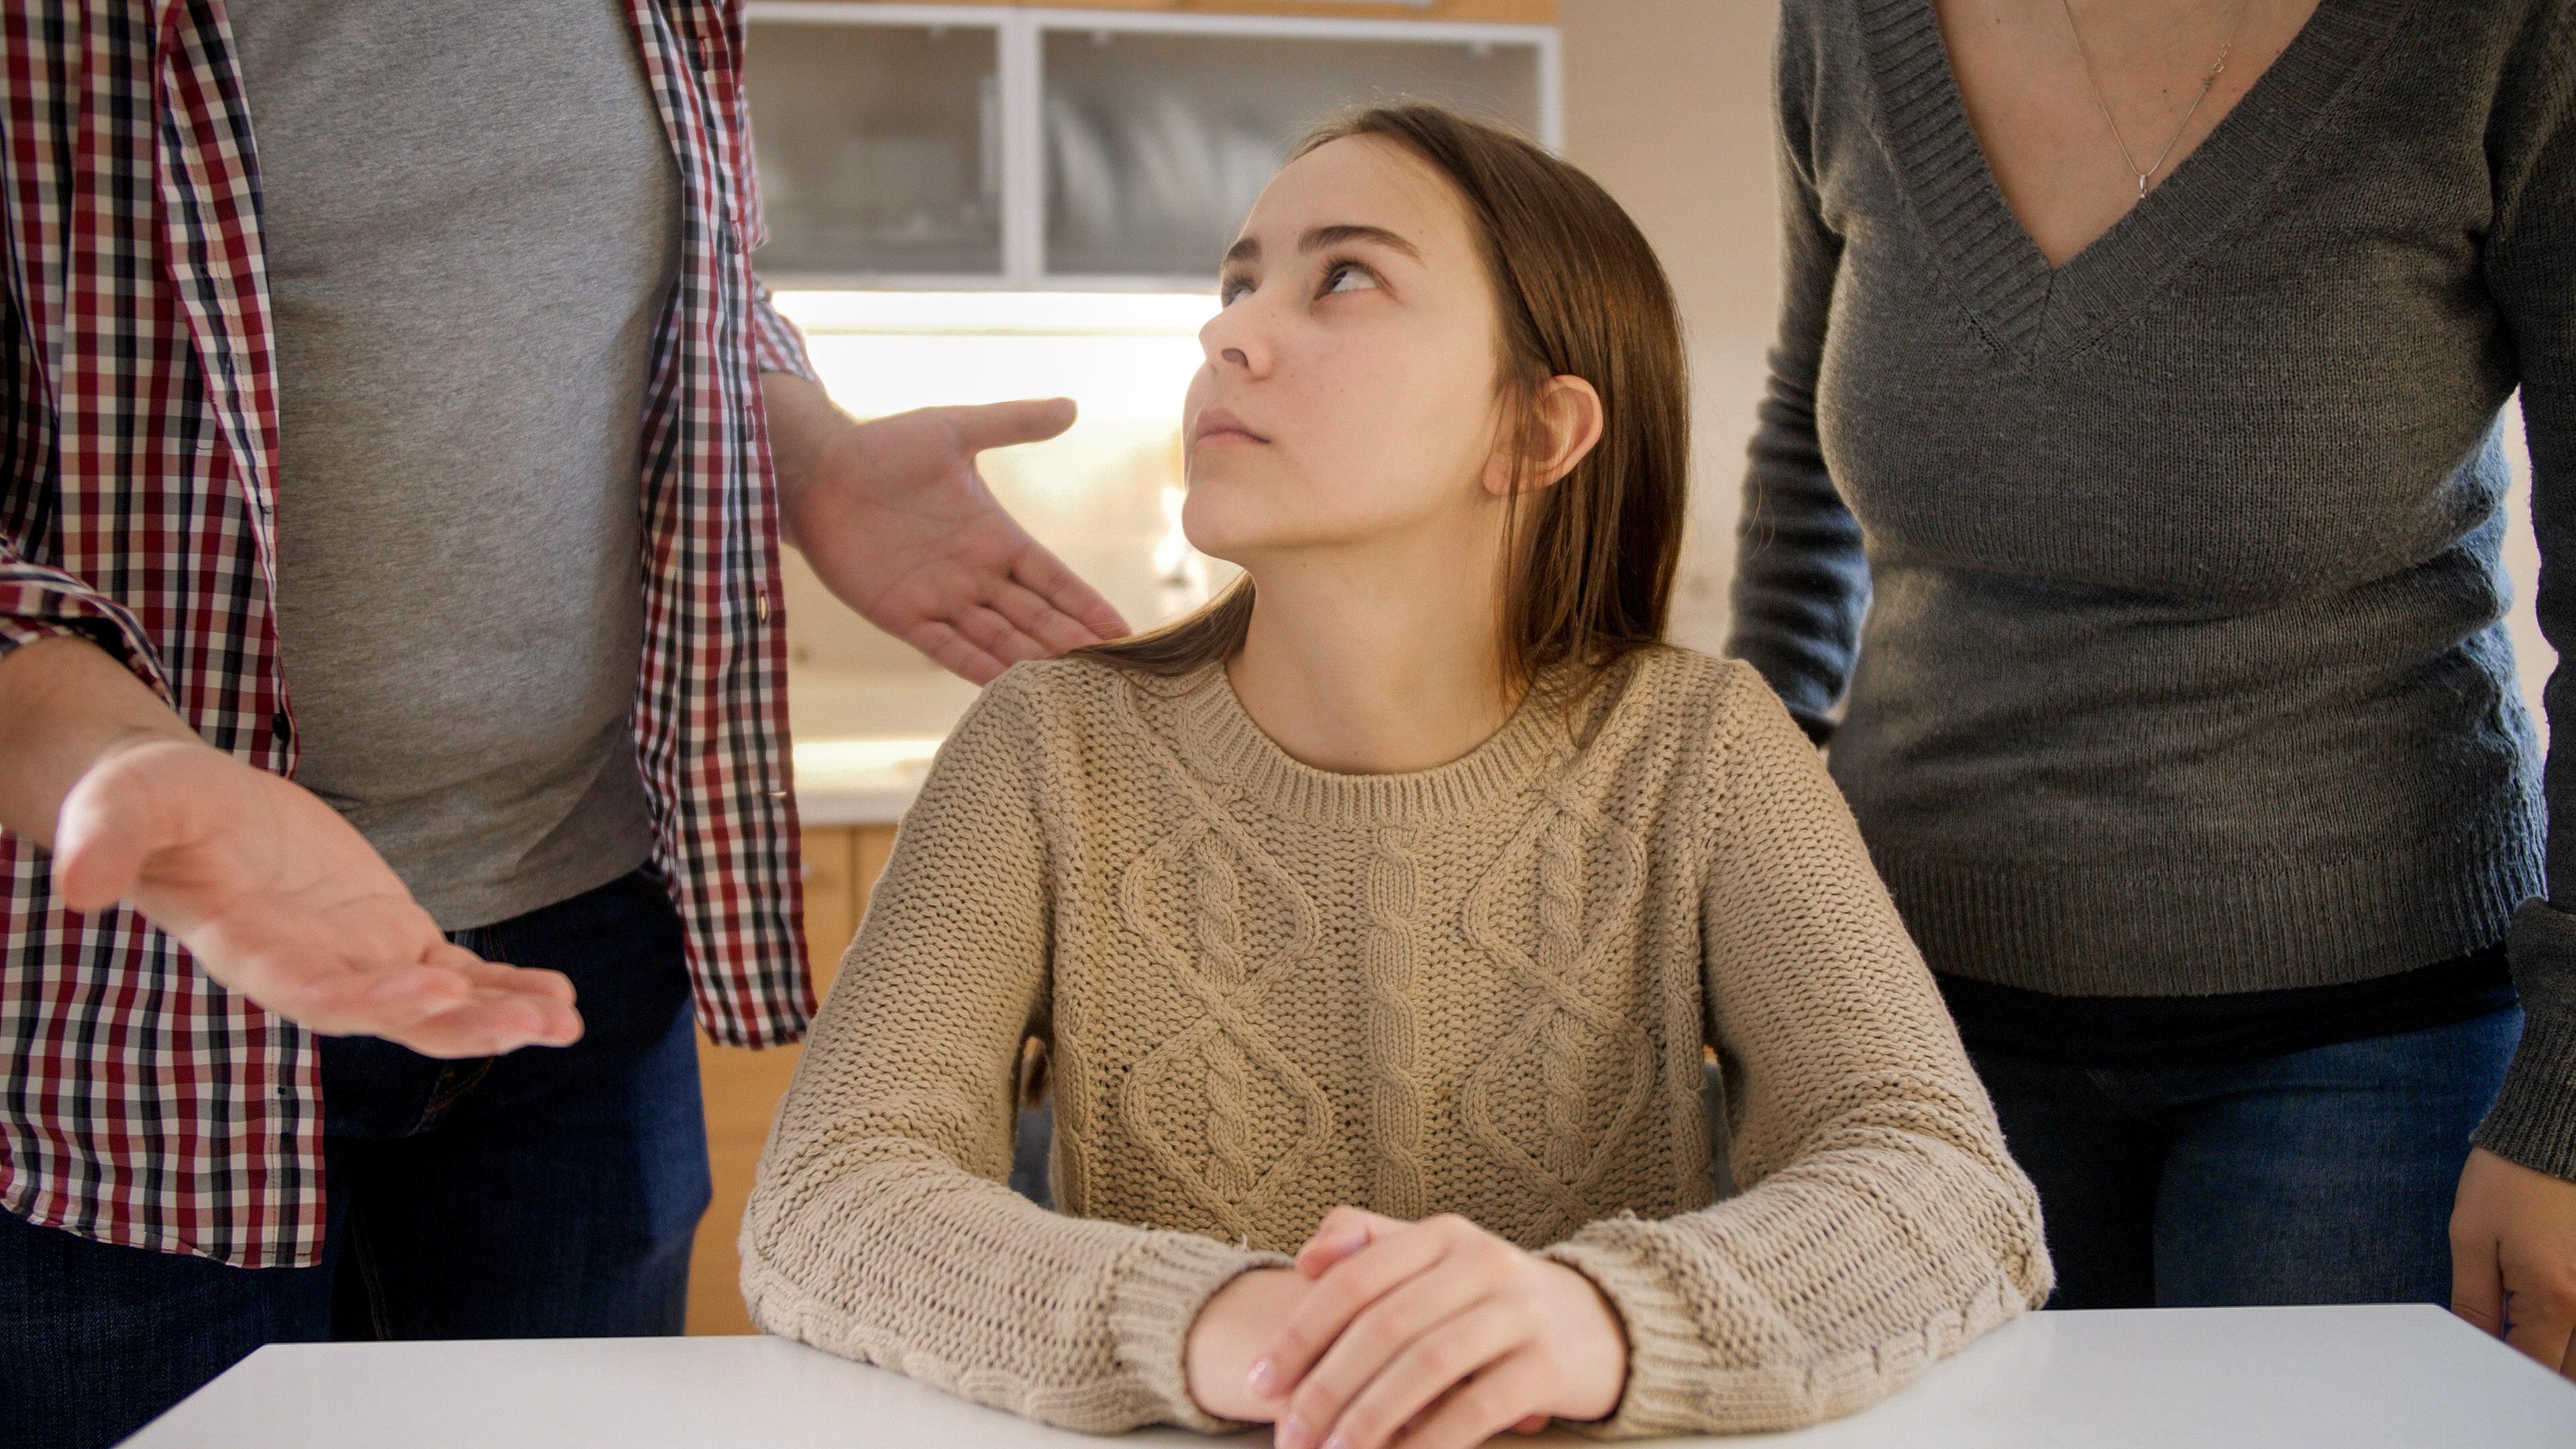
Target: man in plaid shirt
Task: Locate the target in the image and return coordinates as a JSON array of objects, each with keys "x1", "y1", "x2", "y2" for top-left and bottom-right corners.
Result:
[{"x1": 0, "y1": 5, "x2": 1122, "y2": 1444}]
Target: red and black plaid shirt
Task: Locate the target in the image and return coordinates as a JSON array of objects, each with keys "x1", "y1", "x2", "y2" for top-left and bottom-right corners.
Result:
[{"x1": 0, "y1": 0, "x2": 817, "y2": 1269}]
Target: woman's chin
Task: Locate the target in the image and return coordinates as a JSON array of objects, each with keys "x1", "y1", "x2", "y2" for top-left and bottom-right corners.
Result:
[{"x1": 1177, "y1": 492, "x2": 1267, "y2": 565}]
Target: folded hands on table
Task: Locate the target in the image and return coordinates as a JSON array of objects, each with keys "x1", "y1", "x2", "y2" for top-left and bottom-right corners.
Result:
[{"x1": 1185, "y1": 1207, "x2": 1629, "y2": 1449}]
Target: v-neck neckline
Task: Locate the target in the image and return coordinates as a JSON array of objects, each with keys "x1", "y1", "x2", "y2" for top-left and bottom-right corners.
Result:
[{"x1": 1854, "y1": 0, "x2": 2408, "y2": 364}]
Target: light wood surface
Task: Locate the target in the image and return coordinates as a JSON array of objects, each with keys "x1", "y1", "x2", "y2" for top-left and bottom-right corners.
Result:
[{"x1": 687, "y1": 823, "x2": 897, "y2": 1336}]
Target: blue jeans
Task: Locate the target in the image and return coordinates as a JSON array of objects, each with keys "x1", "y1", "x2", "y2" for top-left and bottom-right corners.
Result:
[
  {"x1": 1973, "y1": 1008, "x2": 2522, "y2": 1309},
  {"x1": 0, "y1": 869, "x2": 712, "y2": 1449}
]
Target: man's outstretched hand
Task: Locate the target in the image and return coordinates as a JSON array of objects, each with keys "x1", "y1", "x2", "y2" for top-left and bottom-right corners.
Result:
[
  {"x1": 765, "y1": 375, "x2": 1130, "y2": 683},
  {"x1": 0, "y1": 634, "x2": 581, "y2": 1058},
  {"x1": 51, "y1": 737, "x2": 582, "y2": 1058}
]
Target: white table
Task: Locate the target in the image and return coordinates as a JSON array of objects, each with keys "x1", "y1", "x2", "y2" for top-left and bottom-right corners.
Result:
[{"x1": 127, "y1": 1305, "x2": 2573, "y2": 1448}]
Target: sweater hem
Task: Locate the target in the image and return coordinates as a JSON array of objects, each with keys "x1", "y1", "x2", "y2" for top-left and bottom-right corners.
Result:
[{"x1": 1871, "y1": 834, "x2": 2540, "y2": 996}]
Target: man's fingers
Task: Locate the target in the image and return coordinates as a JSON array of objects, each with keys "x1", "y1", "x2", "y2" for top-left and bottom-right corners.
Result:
[
  {"x1": 952, "y1": 601, "x2": 1057, "y2": 668},
  {"x1": 337, "y1": 965, "x2": 581, "y2": 1057},
  {"x1": 432, "y1": 959, "x2": 585, "y2": 1044},
  {"x1": 902, "y1": 621, "x2": 1008, "y2": 686},
  {"x1": 436, "y1": 947, "x2": 580, "y2": 1010},
  {"x1": 219, "y1": 935, "x2": 580, "y2": 1055},
  {"x1": 1009, "y1": 541, "x2": 1130, "y2": 642},
  {"x1": 380, "y1": 990, "x2": 583, "y2": 1059},
  {"x1": 939, "y1": 396, "x2": 1077, "y2": 453},
  {"x1": 989, "y1": 580, "x2": 1111, "y2": 657}
]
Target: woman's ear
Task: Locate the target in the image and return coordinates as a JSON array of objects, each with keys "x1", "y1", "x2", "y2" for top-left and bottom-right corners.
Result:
[{"x1": 1483, "y1": 374, "x2": 1604, "y2": 497}]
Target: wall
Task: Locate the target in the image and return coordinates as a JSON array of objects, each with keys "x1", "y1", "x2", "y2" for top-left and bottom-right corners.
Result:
[{"x1": 1558, "y1": 0, "x2": 1778, "y2": 655}]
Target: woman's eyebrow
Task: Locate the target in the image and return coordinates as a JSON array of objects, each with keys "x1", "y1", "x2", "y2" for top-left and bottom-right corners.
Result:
[
  {"x1": 1303, "y1": 223, "x2": 1419, "y2": 258},
  {"x1": 1222, "y1": 224, "x2": 1421, "y2": 268}
]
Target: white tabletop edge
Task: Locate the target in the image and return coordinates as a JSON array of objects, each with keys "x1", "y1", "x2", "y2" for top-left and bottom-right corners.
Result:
[{"x1": 125, "y1": 1304, "x2": 2576, "y2": 1449}]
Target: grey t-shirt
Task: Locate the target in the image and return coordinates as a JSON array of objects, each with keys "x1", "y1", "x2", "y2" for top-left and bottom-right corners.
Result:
[{"x1": 231, "y1": 0, "x2": 680, "y2": 930}]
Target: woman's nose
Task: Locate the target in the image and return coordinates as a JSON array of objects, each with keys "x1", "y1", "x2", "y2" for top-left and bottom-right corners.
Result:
[{"x1": 1199, "y1": 292, "x2": 1273, "y2": 376}]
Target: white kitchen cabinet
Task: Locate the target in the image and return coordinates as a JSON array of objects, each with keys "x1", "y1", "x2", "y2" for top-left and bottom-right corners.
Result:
[
  {"x1": 744, "y1": 17, "x2": 1004, "y2": 277},
  {"x1": 743, "y1": 3, "x2": 1559, "y2": 288}
]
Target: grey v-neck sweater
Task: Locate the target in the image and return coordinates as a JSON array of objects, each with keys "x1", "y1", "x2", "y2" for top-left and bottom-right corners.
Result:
[{"x1": 1727, "y1": 0, "x2": 2576, "y2": 1173}]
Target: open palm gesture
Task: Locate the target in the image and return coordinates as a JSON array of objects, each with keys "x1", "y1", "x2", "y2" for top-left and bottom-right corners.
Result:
[
  {"x1": 53, "y1": 739, "x2": 582, "y2": 1058},
  {"x1": 771, "y1": 380, "x2": 1130, "y2": 682}
]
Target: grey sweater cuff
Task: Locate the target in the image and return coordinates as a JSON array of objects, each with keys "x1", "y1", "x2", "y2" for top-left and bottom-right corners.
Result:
[
  {"x1": 2473, "y1": 899, "x2": 2576, "y2": 1181},
  {"x1": 1104, "y1": 1231, "x2": 1287, "y2": 1432}
]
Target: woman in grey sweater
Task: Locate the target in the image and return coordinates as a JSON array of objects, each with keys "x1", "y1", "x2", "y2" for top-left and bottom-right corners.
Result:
[{"x1": 1729, "y1": 0, "x2": 2575, "y2": 1371}]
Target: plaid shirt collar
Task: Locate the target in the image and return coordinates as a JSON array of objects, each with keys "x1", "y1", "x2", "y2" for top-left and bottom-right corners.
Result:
[{"x1": 0, "y1": 0, "x2": 813, "y2": 1268}]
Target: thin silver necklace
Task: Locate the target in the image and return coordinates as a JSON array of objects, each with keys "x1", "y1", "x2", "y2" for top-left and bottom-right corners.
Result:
[{"x1": 2058, "y1": 0, "x2": 2249, "y2": 200}]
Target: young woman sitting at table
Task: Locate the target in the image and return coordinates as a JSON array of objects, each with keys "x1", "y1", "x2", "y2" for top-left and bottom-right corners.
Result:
[{"x1": 740, "y1": 105, "x2": 2050, "y2": 1445}]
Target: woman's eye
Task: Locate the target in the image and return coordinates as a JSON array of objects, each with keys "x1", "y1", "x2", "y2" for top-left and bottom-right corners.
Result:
[
  {"x1": 1219, "y1": 274, "x2": 1254, "y2": 305},
  {"x1": 1323, "y1": 262, "x2": 1379, "y2": 295}
]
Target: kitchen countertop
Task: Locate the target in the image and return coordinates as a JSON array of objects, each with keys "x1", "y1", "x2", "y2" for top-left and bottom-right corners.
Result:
[
  {"x1": 127, "y1": 1304, "x2": 2576, "y2": 1447},
  {"x1": 788, "y1": 665, "x2": 981, "y2": 826}
]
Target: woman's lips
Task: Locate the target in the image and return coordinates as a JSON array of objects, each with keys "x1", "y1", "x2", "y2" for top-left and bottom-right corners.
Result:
[{"x1": 1191, "y1": 408, "x2": 1268, "y2": 447}]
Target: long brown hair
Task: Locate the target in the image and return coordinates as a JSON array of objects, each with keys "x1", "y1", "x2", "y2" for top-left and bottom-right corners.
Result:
[{"x1": 1079, "y1": 104, "x2": 1689, "y2": 704}]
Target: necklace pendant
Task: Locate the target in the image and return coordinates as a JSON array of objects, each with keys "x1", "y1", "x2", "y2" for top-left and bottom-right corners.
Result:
[{"x1": 2137, "y1": 174, "x2": 2149, "y2": 200}]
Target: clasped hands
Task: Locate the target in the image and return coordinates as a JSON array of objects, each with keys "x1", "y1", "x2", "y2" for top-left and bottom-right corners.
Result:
[{"x1": 1185, "y1": 1207, "x2": 1627, "y2": 1449}]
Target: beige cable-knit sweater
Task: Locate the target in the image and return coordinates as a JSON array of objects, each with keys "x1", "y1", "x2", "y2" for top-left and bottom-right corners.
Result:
[{"x1": 741, "y1": 648, "x2": 2050, "y2": 1437}]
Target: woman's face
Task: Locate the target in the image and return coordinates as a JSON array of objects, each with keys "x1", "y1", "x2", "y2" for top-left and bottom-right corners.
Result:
[{"x1": 1181, "y1": 135, "x2": 1511, "y2": 568}]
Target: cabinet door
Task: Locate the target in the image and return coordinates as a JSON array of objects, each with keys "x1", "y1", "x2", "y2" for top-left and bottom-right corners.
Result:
[
  {"x1": 744, "y1": 17, "x2": 1004, "y2": 280},
  {"x1": 1041, "y1": 26, "x2": 1547, "y2": 281}
]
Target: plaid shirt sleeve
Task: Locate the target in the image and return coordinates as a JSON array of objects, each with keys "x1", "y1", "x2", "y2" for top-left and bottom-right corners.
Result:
[
  {"x1": 0, "y1": 0, "x2": 810, "y2": 1269},
  {"x1": 0, "y1": 566, "x2": 172, "y2": 695},
  {"x1": 752, "y1": 280, "x2": 817, "y2": 382}
]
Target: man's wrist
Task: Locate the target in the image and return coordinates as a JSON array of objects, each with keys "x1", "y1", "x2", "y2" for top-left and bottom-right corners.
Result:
[
  {"x1": 0, "y1": 633, "x2": 202, "y2": 847},
  {"x1": 760, "y1": 370, "x2": 859, "y2": 547}
]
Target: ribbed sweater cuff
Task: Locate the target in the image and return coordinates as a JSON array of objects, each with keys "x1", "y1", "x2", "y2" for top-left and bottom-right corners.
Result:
[
  {"x1": 2475, "y1": 902, "x2": 2576, "y2": 1179},
  {"x1": 1540, "y1": 1230, "x2": 1711, "y2": 1440},
  {"x1": 1104, "y1": 1232, "x2": 1286, "y2": 1432}
]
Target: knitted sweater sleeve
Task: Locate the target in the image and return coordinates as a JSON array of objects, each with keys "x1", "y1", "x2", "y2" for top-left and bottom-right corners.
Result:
[
  {"x1": 1540, "y1": 663, "x2": 2051, "y2": 1436},
  {"x1": 2479, "y1": 0, "x2": 2576, "y2": 1183},
  {"x1": 739, "y1": 669, "x2": 1279, "y2": 1432},
  {"x1": 1724, "y1": 1, "x2": 1869, "y2": 745}
]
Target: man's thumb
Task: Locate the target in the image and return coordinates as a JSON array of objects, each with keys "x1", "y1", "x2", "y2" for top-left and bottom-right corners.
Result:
[{"x1": 947, "y1": 396, "x2": 1077, "y2": 452}]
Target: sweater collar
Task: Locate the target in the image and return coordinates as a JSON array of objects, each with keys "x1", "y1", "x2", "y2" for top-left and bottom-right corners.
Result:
[{"x1": 1159, "y1": 662, "x2": 1573, "y2": 828}]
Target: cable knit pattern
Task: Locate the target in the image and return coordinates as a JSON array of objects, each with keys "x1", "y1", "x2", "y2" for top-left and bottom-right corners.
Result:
[
  {"x1": 741, "y1": 649, "x2": 2051, "y2": 1437},
  {"x1": 1360, "y1": 826, "x2": 1429, "y2": 1217}
]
